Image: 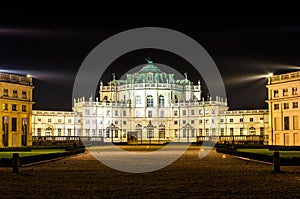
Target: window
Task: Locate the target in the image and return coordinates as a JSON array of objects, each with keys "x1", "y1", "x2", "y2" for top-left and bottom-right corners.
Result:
[
  {"x1": 220, "y1": 128, "x2": 224, "y2": 136},
  {"x1": 250, "y1": 118, "x2": 254, "y2": 122},
  {"x1": 274, "y1": 90, "x2": 279, "y2": 97},
  {"x1": 274, "y1": 104, "x2": 279, "y2": 110},
  {"x1": 230, "y1": 128, "x2": 234, "y2": 135},
  {"x1": 68, "y1": 119, "x2": 72, "y2": 123},
  {"x1": 12, "y1": 118, "x2": 17, "y2": 131},
  {"x1": 148, "y1": 110, "x2": 152, "y2": 118},
  {"x1": 2, "y1": 103, "x2": 8, "y2": 110},
  {"x1": 58, "y1": 119, "x2": 62, "y2": 123},
  {"x1": 205, "y1": 109, "x2": 209, "y2": 114},
  {"x1": 199, "y1": 109, "x2": 203, "y2": 115},
  {"x1": 240, "y1": 118, "x2": 243, "y2": 122},
  {"x1": 37, "y1": 128, "x2": 41, "y2": 137},
  {"x1": 147, "y1": 95, "x2": 153, "y2": 107},
  {"x1": 123, "y1": 121, "x2": 127, "y2": 125},
  {"x1": 159, "y1": 95, "x2": 164, "y2": 107},
  {"x1": 212, "y1": 109, "x2": 216, "y2": 114},
  {"x1": 283, "y1": 88, "x2": 288, "y2": 96},
  {"x1": 260, "y1": 127, "x2": 264, "y2": 135},
  {"x1": 86, "y1": 120, "x2": 90, "y2": 124},
  {"x1": 12, "y1": 104, "x2": 17, "y2": 111},
  {"x1": 293, "y1": 116, "x2": 299, "y2": 130},
  {"x1": 147, "y1": 122, "x2": 154, "y2": 138},
  {"x1": 114, "y1": 129, "x2": 118, "y2": 138},
  {"x1": 205, "y1": 128, "x2": 209, "y2": 136},
  {"x1": 85, "y1": 129, "x2": 90, "y2": 136},
  {"x1": 85, "y1": 109, "x2": 89, "y2": 115},
  {"x1": 106, "y1": 110, "x2": 110, "y2": 116},
  {"x1": 284, "y1": 116, "x2": 289, "y2": 130},
  {"x1": 212, "y1": 119, "x2": 215, "y2": 124},
  {"x1": 115, "y1": 121, "x2": 118, "y2": 125},
  {"x1": 229, "y1": 118, "x2": 233, "y2": 123},
  {"x1": 174, "y1": 120, "x2": 178, "y2": 125},
  {"x1": 199, "y1": 128, "x2": 203, "y2": 136},
  {"x1": 220, "y1": 119, "x2": 224, "y2": 123},
  {"x1": 292, "y1": 87, "x2": 298, "y2": 95},
  {"x1": 183, "y1": 120, "x2": 186, "y2": 124},
  {"x1": 284, "y1": 103, "x2": 289, "y2": 109},
  {"x1": 135, "y1": 95, "x2": 141, "y2": 105},
  {"x1": 174, "y1": 110, "x2": 178, "y2": 116},
  {"x1": 182, "y1": 110, "x2": 186, "y2": 116},
  {"x1": 37, "y1": 118, "x2": 41, "y2": 122},
  {"x1": 22, "y1": 105, "x2": 26, "y2": 112},
  {"x1": 160, "y1": 110, "x2": 164, "y2": 118},
  {"x1": 3, "y1": 89, "x2": 8, "y2": 96},
  {"x1": 293, "y1": 102, "x2": 298, "y2": 109},
  {"x1": 22, "y1": 91, "x2": 27, "y2": 99},
  {"x1": 98, "y1": 129, "x2": 103, "y2": 137},
  {"x1": 58, "y1": 128, "x2": 62, "y2": 136},
  {"x1": 205, "y1": 119, "x2": 209, "y2": 124},
  {"x1": 114, "y1": 110, "x2": 118, "y2": 116},
  {"x1": 199, "y1": 119, "x2": 202, "y2": 124},
  {"x1": 106, "y1": 128, "x2": 110, "y2": 138},
  {"x1": 191, "y1": 129, "x2": 195, "y2": 137},
  {"x1": 240, "y1": 128, "x2": 244, "y2": 135},
  {"x1": 67, "y1": 129, "x2": 72, "y2": 136},
  {"x1": 191, "y1": 120, "x2": 195, "y2": 124},
  {"x1": 191, "y1": 110, "x2": 195, "y2": 115},
  {"x1": 13, "y1": 90, "x2": 18, "y2": 98},
  {"x1": 48, "y1": 118, "x2": 52, "y2": 123},
  {"x1": 123, "y1": 110, "x2": 126, "y2": 116},
  {"x1": 249, "y1": 127, "x2": 256, "y2": 135},
  {"x1": 159, "y1": 124, "x2": 165, "y2": 138}
]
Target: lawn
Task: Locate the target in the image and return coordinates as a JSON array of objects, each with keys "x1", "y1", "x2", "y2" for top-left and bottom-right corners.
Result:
[
  {"x1": 0, "y1": 149, "x2": 67, "y2": 159},
  {"x1": 237, "y1": 148, "x2": 300, "y2": 158}
]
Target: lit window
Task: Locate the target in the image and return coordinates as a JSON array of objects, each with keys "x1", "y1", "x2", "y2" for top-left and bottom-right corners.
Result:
[{"x1": 2, "y1": 103, "x2": 8, "y2": 110}]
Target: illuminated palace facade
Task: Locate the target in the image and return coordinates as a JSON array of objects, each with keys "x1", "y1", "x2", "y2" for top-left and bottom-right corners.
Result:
[
  {"x1": 0, "y1": 73, "x2": 34, "y2": 147},
  {"x1": 32, "y1": 62, "x2": 269, "y2": 144},
  {"x1": 266, "y1": 71, "x2": 300, "y2": 146}
]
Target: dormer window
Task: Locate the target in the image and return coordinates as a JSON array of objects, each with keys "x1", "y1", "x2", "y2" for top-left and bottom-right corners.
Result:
[{"x1": 147, "y1": 74, "x2": 152, "y2": 81}]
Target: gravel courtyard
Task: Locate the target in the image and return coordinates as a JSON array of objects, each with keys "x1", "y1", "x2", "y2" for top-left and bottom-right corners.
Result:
[{"x1": 0, "y1": 147, "x2": 299, "y2": 198}]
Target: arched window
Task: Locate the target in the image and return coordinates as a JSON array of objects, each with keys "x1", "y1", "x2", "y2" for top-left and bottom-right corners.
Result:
[
  {"x1": 159, "y1": 124, "x2": 165, "y2": 138},
  {"x1": 147, "y1": 121, "x2": 154, "y2": 138},
  {"x1": 136, "y1": 124, "x2": 142, "y2": 139},
  {"x1": 135, "y1": 96, "x2": 141, "y2": 105},
  {"x1": 249, "y1": 127, "x2": 256, "y2": 135},
  {"x1": 159, "y1": 95, "x2": 164, "y2": 107},
  {"x1": 147, "y1": 95, "x2": 153, "y2": 107},
  {"x1": 45, "y1": 127, "x2": 52, "y2": 136}
]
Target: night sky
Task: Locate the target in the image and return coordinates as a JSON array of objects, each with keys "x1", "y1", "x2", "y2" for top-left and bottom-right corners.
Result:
[{"x1": 1, "y1": 2, "x2": 300, "y2": 111}]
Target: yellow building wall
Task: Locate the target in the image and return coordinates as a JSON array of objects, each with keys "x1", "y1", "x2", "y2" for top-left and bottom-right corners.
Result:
[{"x1": 0, "y1": 77, "x2": 34, "y2": 147}]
